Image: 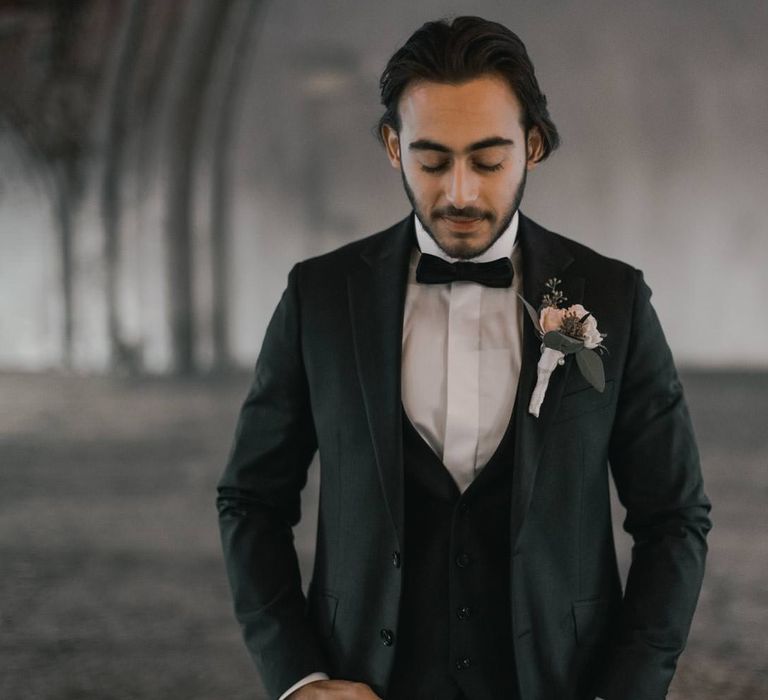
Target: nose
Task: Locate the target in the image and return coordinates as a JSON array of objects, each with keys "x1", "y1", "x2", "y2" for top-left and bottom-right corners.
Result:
[{"x1": 445, "y1": 160, "x2": 479, "y2": 209}]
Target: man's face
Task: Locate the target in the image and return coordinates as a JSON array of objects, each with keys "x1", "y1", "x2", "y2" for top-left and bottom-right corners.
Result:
[{"x1": 382, "y1": 74, "x2": 543, "y2": 259}]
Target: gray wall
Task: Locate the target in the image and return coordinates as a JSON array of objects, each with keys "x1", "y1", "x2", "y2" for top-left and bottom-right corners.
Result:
[{"x1": 1, "y1": 0, "x2": 766, "y2": 370}]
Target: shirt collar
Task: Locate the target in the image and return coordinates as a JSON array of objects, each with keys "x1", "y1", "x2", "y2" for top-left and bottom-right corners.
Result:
[{"x1": 414, "y1": 209, "x2": 519, "y2": 263}]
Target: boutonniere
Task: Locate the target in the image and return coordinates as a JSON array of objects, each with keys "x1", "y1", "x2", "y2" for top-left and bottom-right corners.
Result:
[{"x1": 515, "y1": 278, "x2": 608, "y2": 418}]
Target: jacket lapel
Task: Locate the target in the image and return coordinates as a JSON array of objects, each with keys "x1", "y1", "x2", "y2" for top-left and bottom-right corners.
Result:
[
  {"x1": 347, "y1": 213, "x2": 414, "y2": 549},
  {"x1": 510, "y1": 212, "x2": 584, "y2": 551}
]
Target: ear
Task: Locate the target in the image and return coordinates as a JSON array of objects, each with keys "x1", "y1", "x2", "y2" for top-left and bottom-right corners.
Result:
[
  {"x1": 526, "y1": 126, "x2": 544, "y2": 170},
  {"x1": 382, "y1": 124, "x2": 402, "y2": 170}
]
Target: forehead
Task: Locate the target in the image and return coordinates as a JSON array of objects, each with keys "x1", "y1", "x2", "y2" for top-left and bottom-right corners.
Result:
[{"x1": 397, "y1": 74, "x2": 525, "y2": 144}]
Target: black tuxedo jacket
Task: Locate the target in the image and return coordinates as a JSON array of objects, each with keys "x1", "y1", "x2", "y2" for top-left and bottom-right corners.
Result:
[{"x1": 217, "y1": 211, "x2": 712, "y2": 700}]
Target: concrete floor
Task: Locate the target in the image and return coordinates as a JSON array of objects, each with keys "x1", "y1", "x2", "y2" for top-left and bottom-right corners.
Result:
[{"x1": 1, "y1": 370, "x2": 766, "y2": 699}]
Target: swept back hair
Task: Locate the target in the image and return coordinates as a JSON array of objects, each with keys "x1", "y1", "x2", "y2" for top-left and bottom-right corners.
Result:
[{"x1": 377, "y1": 16, "x2": 560, "y2": 162}]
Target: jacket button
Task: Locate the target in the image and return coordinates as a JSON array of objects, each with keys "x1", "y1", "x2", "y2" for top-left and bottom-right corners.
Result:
[
  {"x1": 392, "y1": 550, "x2": 401, "y2": 568},
  {"x1": 455, "y1": 552, "x2": 471, "y2": 568},
  {"x1": 458, "y1": 502, "x2": 470, "y2": 517},
  {"x1": 380, "y1": 628, "x2": 394, "y2": 646},
  {"x1": 455, "y1": 656, "x2": 472, "y2": 670},
  {"x1": 456, "y1": 605, "x2": 472, "y2": 620}
]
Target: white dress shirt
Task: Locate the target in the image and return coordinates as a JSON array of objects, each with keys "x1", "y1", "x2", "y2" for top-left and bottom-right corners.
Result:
[{"x1": 402, "y1": 210, "x2": 524, "y2": 491}]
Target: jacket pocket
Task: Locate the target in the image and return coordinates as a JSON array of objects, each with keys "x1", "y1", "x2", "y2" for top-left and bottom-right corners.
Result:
[
  {"x1": 309, "y1": 590, "x2": 339, "y2": 639},
  {"x1": 571, "y1": 598, "x2": 614, "y2": 645},
  {"x1": 553, "y1": 379, "x2": 615, "y2": 424}
]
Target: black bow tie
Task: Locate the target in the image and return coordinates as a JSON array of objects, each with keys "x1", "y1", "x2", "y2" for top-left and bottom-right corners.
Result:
[{"x1": 416, "y1": 253, "x2": 514, "y2": 288}]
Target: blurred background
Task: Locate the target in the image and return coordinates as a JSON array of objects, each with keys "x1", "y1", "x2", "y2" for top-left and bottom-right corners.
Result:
[{"x1": 0, "y1": 1, "x2": 766, "y2": 698}]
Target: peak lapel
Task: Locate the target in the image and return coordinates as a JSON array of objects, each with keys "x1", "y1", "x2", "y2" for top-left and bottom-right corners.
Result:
[
  {"x1": 347, "y1": 213, "x2": 414, "y2": 549},
  {"x1": 511, "y1": 213, "x2": 584, "y2": 550}
]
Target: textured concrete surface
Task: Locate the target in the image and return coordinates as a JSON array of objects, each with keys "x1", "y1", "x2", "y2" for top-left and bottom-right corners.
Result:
[{"x1": 1, "y1": 370, "x2": 766, "y2": 699}]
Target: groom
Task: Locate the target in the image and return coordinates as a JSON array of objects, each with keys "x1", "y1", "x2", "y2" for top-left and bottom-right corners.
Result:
[{"x1": 216, "y1": 16, "x2": 711, "y2": 700}]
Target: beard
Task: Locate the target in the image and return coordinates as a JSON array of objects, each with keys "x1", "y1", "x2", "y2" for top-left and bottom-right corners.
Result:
[{"x1": 400, "y1": 165, "x2": 527, "y2": 260}]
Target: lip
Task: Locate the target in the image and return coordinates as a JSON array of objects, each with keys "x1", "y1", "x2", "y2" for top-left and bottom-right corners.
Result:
[{"x1": 443, "y1": 216, "x2": 483, "y2": 230}]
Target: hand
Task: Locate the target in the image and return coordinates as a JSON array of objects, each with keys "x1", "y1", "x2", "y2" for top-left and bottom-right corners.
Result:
[{"x1": 287, "y1": 679, "x2": 382, "y2": 699}]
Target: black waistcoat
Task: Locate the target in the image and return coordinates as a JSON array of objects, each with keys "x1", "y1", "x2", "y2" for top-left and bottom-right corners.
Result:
[{"x1": 387, "y1": 404, "x2": 520, "y2": 700}]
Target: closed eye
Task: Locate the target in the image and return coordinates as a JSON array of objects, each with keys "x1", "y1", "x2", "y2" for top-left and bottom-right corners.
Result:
[
  {"x1": 420, "y1": 162, "x2": 504, "y2": 174},
  {"x1": 419, "y1": 163, "x2": 447, "y2": 173},
  {"x1": 477, "y1": 162, "x2": 504, "y2": 172}
]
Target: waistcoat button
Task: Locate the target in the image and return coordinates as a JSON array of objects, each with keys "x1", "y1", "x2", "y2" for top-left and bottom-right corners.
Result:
[
  {"x1": 456, "y1": 605, "x2": 472, "y2": 620},
  {"x1": 455, "y1": 656, "x2": 472, "y2": 670},
  {"x1": 380, "y1": 628, "x2": 394, "y2": 646},
  {"x1": 392, "y1": 550, "x2": 401, "y2": 568},
  {"x1": 455, "y1": 552, "x2": 471, "y2": 568}
]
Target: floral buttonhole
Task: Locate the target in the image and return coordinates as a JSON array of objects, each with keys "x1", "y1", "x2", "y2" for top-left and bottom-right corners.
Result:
[{"x1": 514, "y1": 277, "x2": 608, "y2": 418}]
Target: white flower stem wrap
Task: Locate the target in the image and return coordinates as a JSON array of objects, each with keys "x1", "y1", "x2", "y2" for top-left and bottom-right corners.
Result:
[{"x1": 528, "y1": 346, "x2": 565, "y2": 417}]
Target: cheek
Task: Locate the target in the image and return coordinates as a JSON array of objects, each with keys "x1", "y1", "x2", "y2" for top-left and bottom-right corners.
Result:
[
  {"x1": 504, "y1": 161, "x2": 527, "y2": 186},
  {"x1": 506, "y1": 154, "x2": 527, "y2": 177},
  {"x1": 408, "y1": 170, "x2": 440, "y2": 202},
  {"x1": 490, "y1": 171, "x2": 521, "y2": 197}
]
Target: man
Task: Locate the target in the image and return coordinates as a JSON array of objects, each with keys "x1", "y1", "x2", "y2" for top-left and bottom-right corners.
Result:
[{"x1": 216, "y1": 16, "x2": 711, "y2": 700}]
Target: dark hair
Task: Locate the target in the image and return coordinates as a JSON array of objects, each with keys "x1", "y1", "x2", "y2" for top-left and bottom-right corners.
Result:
[{"x1": 377, "y1": 16, "x2": 560, "y2": 162}]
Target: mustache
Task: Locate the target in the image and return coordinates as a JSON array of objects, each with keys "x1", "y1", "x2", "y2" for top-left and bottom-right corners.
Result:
[{"x1": 434, "y1": 207, "x2": 491, "y2": 220}]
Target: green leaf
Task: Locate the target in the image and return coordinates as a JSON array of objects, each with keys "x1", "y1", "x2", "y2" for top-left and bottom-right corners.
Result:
[
  {"x1": 575, "y1": 348, "x2": 605, "y2": 392},
  {"x1": 515, "y1": 291, "x2": 542, "y2": 334},
  {"x1": 542, "y1": 331, "x2": 583, "y2": 354}
]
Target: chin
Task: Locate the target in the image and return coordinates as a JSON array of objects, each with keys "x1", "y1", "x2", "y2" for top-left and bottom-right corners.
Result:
[
  {"x1": 438, "y1": 231, "x2": 494, "y2": 258},
  {"x1": 438, "y1": 238, "x2": 489, "y2": 260}
]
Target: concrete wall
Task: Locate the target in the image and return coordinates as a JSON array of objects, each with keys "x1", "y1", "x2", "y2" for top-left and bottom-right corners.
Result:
[{"x1": 1, "y1": 0, "x2": 765, "y2": 370}]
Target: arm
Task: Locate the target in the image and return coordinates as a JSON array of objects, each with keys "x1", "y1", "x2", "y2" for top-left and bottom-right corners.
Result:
[
  {"x1": 596, "y1": 269, "x2": 712, "y2": 700},
  {"x1": 217, "y1": 263, "x2": 330, "y2": 699}
]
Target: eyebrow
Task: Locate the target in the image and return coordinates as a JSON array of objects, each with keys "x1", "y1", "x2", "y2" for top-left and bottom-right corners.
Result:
[{"x1": 408, "y1": 136, "x2": 514, "y2": 154}]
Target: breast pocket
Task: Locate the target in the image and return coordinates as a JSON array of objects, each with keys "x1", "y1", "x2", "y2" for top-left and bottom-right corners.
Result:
[{"x1": 553, "y1": 379, "x2": 615, "y2": 424}]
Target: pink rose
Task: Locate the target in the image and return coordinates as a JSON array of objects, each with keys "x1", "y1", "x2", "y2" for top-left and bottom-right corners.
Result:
[
  {"x1": 567, "y1": 303, "x2": 588, "y2": 318},
  {"x1": 564, "y1": 304, "x2": 603, "y2": 348},
  {"x1": 539, "y1": 306, "x2": 565, "y2": 332}
]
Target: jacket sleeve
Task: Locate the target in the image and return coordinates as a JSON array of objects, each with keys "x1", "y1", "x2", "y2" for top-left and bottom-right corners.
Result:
[
  {"x1": 596, "y1": 269, "x2": 712, "y2": 700},
  {"x1": 216, "y1": 262, "x2": 329, "y2": 699}
]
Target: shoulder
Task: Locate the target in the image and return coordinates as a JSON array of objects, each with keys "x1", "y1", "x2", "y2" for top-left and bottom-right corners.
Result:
[
  {"x1": 522, "y1": 212, "x2": 641, "y2": 292},
  {"x1": 291, "y1": 215, "x2": 411, "y2": 289}
]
